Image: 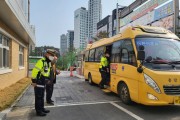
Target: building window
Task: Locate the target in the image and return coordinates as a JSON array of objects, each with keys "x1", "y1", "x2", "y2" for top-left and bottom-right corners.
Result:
[
  {"x1": 85, "y1": 51, "x2": 89, "y2": 61},
  {"x1": 0, "y1": 33, "x2": 10, "y2": 69},
  {"x1": 19, "y1": 45, "x2": 24, "y2": 67}
]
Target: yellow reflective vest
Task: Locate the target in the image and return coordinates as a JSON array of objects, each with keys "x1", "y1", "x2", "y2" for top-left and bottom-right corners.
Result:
[
  {"x1": 31, "y1": 57, "x2": 51, "y2": 80},
  {"x1": 99, "y1": 56, "x2": 108, "y2": 69}
]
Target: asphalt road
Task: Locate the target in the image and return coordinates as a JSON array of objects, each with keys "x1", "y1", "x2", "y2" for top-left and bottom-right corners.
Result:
[
  {"x1": 6, "y1": 71, "x2": 180, "y2": 120},
  {"x1": 27, "y1": 101, "x2": 180, "y2": 120}
]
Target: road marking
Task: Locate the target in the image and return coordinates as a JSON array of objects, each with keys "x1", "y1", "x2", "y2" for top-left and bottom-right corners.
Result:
[
  {"x1": 45, "y1": 101, "x2": 144, "y2": 120},
  {"x1": 45, "y1": 100, "x2": 121, "y2": 108},
  {"x1": 110, "y1": 102, "x2": 144, "y2": 120}
]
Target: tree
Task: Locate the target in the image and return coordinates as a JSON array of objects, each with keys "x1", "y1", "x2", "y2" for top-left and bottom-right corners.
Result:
[
  {"x1": 56, "y1": 50, "x2": 77, "y2": 70},
  {"x1": 93, "y1": 31, "x2": 109, "y2": 41}
]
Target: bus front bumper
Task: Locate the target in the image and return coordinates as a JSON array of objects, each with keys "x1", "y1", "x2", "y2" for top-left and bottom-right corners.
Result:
[{"x1": 139, "y1": 83, "x2": 180, "y2": 106}]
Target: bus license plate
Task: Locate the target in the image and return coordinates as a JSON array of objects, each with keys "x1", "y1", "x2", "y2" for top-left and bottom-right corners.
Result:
[{"x1": 174, "y1": 96, "x2": 180, "y2": 104}]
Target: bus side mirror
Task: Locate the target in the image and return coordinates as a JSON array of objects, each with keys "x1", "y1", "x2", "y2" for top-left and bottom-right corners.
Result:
[
  {"x1": 137, "y1": 45, "x2": 145, "y2": 73},
  {"x1": 137, "y1": 45, "x2": 145, "y2": 61},
  {"x1": 137, "y1": 51, "x2": 145, "y2": 60}
]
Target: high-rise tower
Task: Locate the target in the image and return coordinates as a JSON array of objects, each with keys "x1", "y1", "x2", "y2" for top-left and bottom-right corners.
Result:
[
  {"x1": 88, "y1": 0, "x2": 102, "y2": 39},
  {"x1": 74, "y1": 7, "x2": 88, "y2": 50}
]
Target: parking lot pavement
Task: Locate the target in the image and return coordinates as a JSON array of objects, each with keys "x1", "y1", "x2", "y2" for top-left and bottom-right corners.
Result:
[
  {"x1": 5, "y1": 71, "x2": 180, "y2": 120},
  {"x1": 15, "y1": 71, "x2": 120, "y2": 108},
  {"x1": 6, "y1": 71, "x2": 121, "y2": 120},
  {"x1": 115, "y1": 102, "x2": 180, "y2": 120},
  {"x1": 29, "y1": 103, "x2": 136, "y2": 120}
]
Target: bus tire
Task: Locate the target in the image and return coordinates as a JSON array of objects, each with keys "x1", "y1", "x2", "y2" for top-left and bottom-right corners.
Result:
[
  {"x1": 85, "y1": 79, "x2": 88, "y2": 81},
  {"x1": 118, "y1": 83, "x2": 132, "y2": 104},
  {"x1": 88, "y1": 73, "x2": 94, "y2": 85}
]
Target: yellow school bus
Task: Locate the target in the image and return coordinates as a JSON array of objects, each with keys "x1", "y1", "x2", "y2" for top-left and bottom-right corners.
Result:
[{"x1": 84, "y1": 25, "x2": 180, "y2": 105}]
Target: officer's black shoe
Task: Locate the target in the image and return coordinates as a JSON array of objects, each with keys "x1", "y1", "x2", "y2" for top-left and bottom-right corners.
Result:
[
  {"x1": 100, "y1": 86, "x2": 104, "y2": 89},
  {"x1": 50, "y1": 100, "x2": 54, "y2": 102},
  {"x1": 47, "y1": 102, "x2": 54, "y2": 105},
  {"x1": 42, "y1": 109, "x2": 50, "y2": 113},
  {"x1": 99, "y1": 84, "x2": 104, "y2": 89},
  {"x1": 36, "y1": 112, "x2": 46, "y2": 116}
]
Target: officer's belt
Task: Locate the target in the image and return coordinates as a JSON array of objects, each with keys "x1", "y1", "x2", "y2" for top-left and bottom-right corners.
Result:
[{"x1": 36, "y1": 85, "x2": 45, "y2": 88}]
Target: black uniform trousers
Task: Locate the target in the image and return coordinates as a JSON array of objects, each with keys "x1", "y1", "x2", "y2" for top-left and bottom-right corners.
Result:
[
  {"x1": 99, "y1": 70, "x2": 109, "y2": 88},
  {"x1": 46, "y1": 83, "x2": 54, "y2": 102},
  {"x1": 46, "y1": 66, "x2": 56, "y2": 102},
  {"x1": 34, "y1": 87, "x2": 45, "y2": 113}
]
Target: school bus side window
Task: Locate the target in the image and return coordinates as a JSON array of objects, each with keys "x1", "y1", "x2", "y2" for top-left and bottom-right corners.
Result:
[
  {"x1": 111, "y1": 40, "x2": 123, "y2": 63},
  {"x1": 85, "y1": 51, "x2": 89, "y2": 61},
  {"x1": 121, "y1": 40, "x2": 136, "y2": 66},
  {"x1": 89, "y1": 49, "x2": 95, "y2": 62},
  {"x1": 95, "y1": 46, "x2": 104, "y2": 62}
]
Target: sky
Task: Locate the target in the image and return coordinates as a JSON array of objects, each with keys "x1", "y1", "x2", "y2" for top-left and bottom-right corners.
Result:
[{"x1": 30, "y1": 0, "x2": 134, "y2": 48}]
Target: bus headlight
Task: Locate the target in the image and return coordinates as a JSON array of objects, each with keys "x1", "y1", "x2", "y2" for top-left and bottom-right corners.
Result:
[
  {"x1": 144, "y1": 74, "x2": 161, "y2": 94},
  {"x1": 147, "y1": 93, "x2": 158, "y2": 100}
]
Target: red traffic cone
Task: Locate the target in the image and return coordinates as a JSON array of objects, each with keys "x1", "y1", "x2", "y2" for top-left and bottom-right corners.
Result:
[{"x1": 70, "y1": 67, "x2": 74, "y2": 77}]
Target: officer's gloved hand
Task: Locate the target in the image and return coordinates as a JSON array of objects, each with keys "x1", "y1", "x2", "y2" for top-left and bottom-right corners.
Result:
[
  {"x1": 56, "y1": 70, "x2": 60, "y2": 75},
  {"x1": 31, "y1": 83, "x2": 37, "y2": 87},
  {"x1": 31, "y1": 79, "x2": 37, "y2": 87},
  {"x1": 46, "y1": 80, "x2": 51, "y2": 84}
]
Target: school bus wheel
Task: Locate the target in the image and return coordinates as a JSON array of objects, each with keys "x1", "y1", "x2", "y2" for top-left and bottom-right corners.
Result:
[
  {"x1": 118, "y1": 82, "x2": 132, "y2": 104},
  {"x1": 88, "y1": 73, "x2": 94, "y2": 85}
]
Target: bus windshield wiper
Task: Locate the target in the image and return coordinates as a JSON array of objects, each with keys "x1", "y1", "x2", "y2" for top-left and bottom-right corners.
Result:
[
  {"x1": 168, "y1": 61, "x2": 180, "y2": 64},
  {"x1": 145, "y1": 56, "x2": 169, "y2": 64},
  {"x1": 146, "y1": 60, "x2": 169, "y2": 64}
]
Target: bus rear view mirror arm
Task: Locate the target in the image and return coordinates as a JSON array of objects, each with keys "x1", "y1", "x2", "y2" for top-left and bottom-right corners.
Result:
[
  {"x1": 137, "y1": 66, "x2": 143, "y2": 73},
  {"x1": 137, "y1": 45, "x2": 145, "y2": 73}
]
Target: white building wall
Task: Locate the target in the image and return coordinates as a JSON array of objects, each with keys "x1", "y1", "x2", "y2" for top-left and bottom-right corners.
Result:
[
  {"x1": 74, "y1": 8, "x2": 88, "y2": 50},
  {"x1": 16, "y1": 0, "x2": 29, "y2": 21},
  {"x1": 5, "y1": 0, "x2": 35, "y2": 43}
]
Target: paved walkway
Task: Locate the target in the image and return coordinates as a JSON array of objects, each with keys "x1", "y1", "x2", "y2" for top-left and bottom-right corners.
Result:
[
  {"x1": 4, "y1": 71, "x2": 180, "y2": 120},
  {"x1": 5, "y1": 71, "x2": 120, "y2": 120}
]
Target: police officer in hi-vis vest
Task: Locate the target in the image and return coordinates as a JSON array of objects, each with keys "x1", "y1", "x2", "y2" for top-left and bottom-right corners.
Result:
[
  {"x1": 46, "y1": 53, "x2": 60, "y2": 105},
  {"x1": 31, "y1": 49, "x2": 56, "y2": 116},
  {"x1": 99, "y1": 52, "x2": 110, "y2": 89}
]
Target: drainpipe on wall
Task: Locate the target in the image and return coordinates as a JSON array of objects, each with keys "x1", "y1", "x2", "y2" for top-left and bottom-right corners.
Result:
[
  {"x1": 28, "y1": 0, "x2": 30, "y2": 23},
  {"x1": 27, "y1": 42, "x2": 30, "y2": 78}
]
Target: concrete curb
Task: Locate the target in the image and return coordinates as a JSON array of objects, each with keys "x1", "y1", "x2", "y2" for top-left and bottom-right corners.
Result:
[
  {"x1": 0, "y1": 84, "x2": 31, "y2": 120},
  {"x1": 0, "y1": 113, "x2": 6, "y2": 120},
  {"x1": 74, "y1": 74, "x2": 85, "y2": 79}
]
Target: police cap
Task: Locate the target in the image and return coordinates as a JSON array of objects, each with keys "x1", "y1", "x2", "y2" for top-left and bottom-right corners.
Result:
[{"x1": 46, "y1": 49, "x2": 56, "y2": 56}]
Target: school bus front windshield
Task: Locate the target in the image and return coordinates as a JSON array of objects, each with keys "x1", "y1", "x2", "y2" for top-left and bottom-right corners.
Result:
[{"x1": 136, "y1": 37, "x2": 180, "y2": 71}]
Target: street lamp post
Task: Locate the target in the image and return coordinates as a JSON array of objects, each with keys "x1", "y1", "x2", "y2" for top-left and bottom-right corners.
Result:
[
  {"x1": 116, "y1": 3, "x2": 119, "y2": 34},
  {"x1": 174, "y1": 0, "x2": 179, "y2": 35},
  {"x1": 116, "y1": 1, "x2": 125, "y2": 35},
  {"x1": 116, "y1": 3, "x2": 124, "y2": 34}
]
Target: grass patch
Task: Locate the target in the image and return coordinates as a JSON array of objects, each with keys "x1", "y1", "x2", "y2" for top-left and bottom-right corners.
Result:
[{"x1": 0, "y1": 78, "x2": 31, "y2": 111}]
